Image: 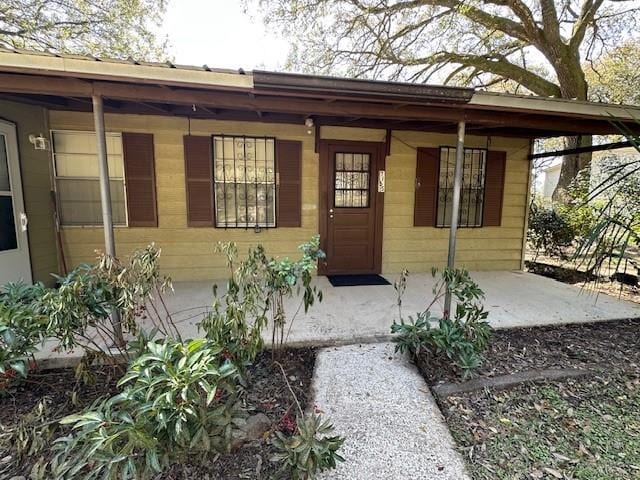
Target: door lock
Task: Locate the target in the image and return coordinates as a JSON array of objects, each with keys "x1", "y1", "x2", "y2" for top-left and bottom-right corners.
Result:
[{"x1": 329, "y1": 208, "x2": 334, "y2": 219}]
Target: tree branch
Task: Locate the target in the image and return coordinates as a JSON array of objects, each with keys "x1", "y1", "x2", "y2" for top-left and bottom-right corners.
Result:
[
  {"x1": 570, "y1": 0, "x2": 606, "y2": 52},
  {"x1": 426, "y1": 51, "x2": 561, "y2": 96}
]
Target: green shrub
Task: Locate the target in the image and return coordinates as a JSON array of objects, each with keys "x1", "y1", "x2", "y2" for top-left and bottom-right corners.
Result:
[
  {"x1": 0, "y1": 244, "x2": 178, "y2": 385},
  {"x1": 271, "y1": 412, "x2": 345, "y2": 480},
  {"x1": 200, "y1": 236, "x2": 324, "y2": 360},
  {"x1": 391, "y1": 268, "x2": 491, "y2": 379},
  {"x1": 0, "y1": 282, "x2": 49, "y2": 382},
  {"x1": 527, "y1": 202, "x2": 576, "y2": 260},
  {"x1": 45, "y1": 338, "x2": 245, "y2": 479}
]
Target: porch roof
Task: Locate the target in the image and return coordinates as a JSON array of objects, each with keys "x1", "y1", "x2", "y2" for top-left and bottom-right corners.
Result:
[{"x1": 0, "y1": 48, "x2": 638, "y2": 138}]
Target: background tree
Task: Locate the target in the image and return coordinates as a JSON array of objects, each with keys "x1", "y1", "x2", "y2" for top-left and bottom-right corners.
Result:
[
  {"x1": 0, "y1": 0, "x2": 168, "y2": 60},
  {"x1": 586, "y1": 40, "x2": 640, "y2": 106},
  {"x1": 254, "y1": 0, "x2": 640, "y2": 199}
]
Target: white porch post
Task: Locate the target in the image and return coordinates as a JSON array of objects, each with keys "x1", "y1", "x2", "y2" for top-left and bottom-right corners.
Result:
[
  {"x1": 92, "y1": 94, "x2": 123, "y2": 343},
  {"x1": 444, "y1": 120, "x2": 466, "y2": 317}
]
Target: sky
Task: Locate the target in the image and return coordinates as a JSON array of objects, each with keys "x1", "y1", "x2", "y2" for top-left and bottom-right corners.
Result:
[{"x1": 162, "y1": 0, "x2": 288, "y2": 71}]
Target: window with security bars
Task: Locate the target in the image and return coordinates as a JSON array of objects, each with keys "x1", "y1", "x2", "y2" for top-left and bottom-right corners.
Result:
[
  {"x1": 437, "y1": 147, "x2": 486, "y2": 227},
  {"x1": 213, "y1": 135, "x2": 276, "y2": 228},
  {"x1": 334, "y1": 152, "x2": 371, "y2": 208},
  {"x1": 52, "y1": 131, "x2": 127, "y2": 226}
]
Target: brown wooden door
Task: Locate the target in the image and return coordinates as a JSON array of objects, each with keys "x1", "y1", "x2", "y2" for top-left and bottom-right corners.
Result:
[{"x1": 319, "y1": 140, "x2": 384, "y2": 275}]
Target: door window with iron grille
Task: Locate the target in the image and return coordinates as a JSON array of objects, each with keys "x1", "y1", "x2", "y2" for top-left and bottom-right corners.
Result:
[
  {"x1": 437, "y1": 147, "x2": 486, "y2": 227},
  {"x1": 213, "y1": 135, "x2": 276, "y2": 228},
  {"x1": 334, "y1": 152, "x2": 371, "y2": 208}
]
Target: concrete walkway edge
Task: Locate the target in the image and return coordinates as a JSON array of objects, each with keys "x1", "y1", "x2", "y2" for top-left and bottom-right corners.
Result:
[{"x1": 312, "y1": 342, "x2": 470, "y2": 479}]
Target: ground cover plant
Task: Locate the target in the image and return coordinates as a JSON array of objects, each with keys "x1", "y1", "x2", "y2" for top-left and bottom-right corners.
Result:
[{"x1": 0, "y1": 238, "x2": 344, "y2": 479}]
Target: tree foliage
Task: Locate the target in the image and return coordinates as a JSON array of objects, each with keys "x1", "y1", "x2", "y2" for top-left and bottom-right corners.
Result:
[
  {"x1": 253, "y1": 0, "x2": 640, "y2": 197},
  {"x1": 255, "y1": 1, "x2": 638, "y2": 99},
  {"x1": 586, "y1": 40, "x2": 640, "y2": 106},
  {"x1": 0, "y1": 0, "x2": 169, "y2": 60}
]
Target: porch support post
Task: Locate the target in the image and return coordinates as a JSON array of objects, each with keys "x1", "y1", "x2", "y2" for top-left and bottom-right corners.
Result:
[
  {"x1": 92, "y1": 94, "x2": 123, "y2": 344},
  {"x1": 444, "y1": 120, "x2": 466, "y2": 317}
]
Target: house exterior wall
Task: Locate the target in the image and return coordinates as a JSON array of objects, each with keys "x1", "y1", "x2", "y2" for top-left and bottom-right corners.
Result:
[
  {"x1": 321, "y1": 126, "x2": 530, "y2": 272},
  {"x1": 49, "y1": 111, "x2": 530, "y2": 281},
  {"x1": 0, "y1": 99, "x2": 58, "y2": 285}
]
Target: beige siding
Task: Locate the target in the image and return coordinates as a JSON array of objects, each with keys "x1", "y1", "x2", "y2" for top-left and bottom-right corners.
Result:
[
  {"x1": 49, "y1": 111, "x2": 530, "y2": 280},
  {"x1": 383, "y1": 130, "x2": 530, "y2": 273},
  {"x1": 0, "y1": 100, "x2": 58, "y2": 285},
  {"x1": 49, "y1": 111, "x2": 319, "y2": 280}
]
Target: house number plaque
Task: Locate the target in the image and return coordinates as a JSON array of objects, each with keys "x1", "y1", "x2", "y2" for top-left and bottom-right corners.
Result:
[{"x1": 378, "y1": 170, "x2": 386, "y2": 192}]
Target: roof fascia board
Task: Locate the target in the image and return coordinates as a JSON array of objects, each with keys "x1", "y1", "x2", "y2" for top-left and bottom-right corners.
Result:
[
  {"x1": 253, "y1": 70, "x2": 473, "y2": 104},
  {"x1": 470, "y1": 91, "x2": 640, "y2": 121},
  {"x1": 0, "y1": 51, "x2": 253, "y2": 91}
]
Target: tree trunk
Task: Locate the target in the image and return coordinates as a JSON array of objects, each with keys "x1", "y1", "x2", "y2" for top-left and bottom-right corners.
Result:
[
  {"x1": 551, "y1": 56, "x2": 591, "y2": 202},
  {"x1": 552, "y1": 135, "x2": 592, "y2": 202}
]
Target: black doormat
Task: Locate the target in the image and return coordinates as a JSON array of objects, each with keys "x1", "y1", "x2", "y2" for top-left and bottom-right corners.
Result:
[{"x1": 327, "y1": 274, "x2": 391, "y2": 287}]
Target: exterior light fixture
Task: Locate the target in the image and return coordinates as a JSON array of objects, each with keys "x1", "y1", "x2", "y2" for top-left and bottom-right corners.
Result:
[
  {"x1": 28, "y1": 133, "x2": 49, "y2": 150},
  {"x1": 305, "y1": 117, "x2": 314, "y2": 135}
]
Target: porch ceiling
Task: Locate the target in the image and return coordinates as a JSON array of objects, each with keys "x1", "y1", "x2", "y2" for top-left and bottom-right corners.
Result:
[{"x1": 0, "y1": 49, "x2": 639, "y2": 138}]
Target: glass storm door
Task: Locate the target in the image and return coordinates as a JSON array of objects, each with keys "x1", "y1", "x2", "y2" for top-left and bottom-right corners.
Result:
[{"x1": 0, "y1": 120, "x2": 31, "y2": 284}]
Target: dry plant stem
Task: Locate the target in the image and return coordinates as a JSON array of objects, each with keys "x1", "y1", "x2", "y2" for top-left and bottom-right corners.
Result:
[
  {"x1": 156, "y1": 287, "x2": 181, "y2": 340},
  {"x1": 274, "y1": 361, "x2": 304, "y2": 418},
  {"x1": 284, "y1": 298, "x2": 304, "y2": 345},
  {"x1": 146, "y1": 297, "x2": 172, "y2": 338}
]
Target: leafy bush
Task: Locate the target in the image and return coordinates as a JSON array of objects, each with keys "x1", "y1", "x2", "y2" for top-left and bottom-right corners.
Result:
[
  {"x1": 45, "y1": 338, "x2": 245, "y2": 479},
  {"x1": 527, "y1": 202, "x2": 576, "y2": 260},
  {"x1": 0, "y1": 244, "x2": 177, "y2": 386},
  {"x1": 0, "y1": 282, "x2": 49, "y2": 383},
  {"x1": 44, "y1": 244, "x2": 178, "y2": 362},
  {"x1": 200, "y1": 236, "x2": 324, "y2": 360},
  {"x1": 391, "y1": 268, "x2": 491, "y2": 379},
  {"x1": 271, "y1": 413, "x2": 344, "y2": 479}
]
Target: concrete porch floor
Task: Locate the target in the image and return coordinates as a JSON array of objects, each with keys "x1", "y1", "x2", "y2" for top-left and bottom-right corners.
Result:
[
  {"x1": 34, "y1": 270, "x2": 640, "y2": 366},
  {"x1": 164, "y1": 270, "x2": 640, "y2": 346}
]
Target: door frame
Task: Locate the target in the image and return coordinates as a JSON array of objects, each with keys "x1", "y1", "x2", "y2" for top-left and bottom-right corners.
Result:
[
  {"x1": 0, "y1": 118, "x2": 33, "y2": 284},
  {"x1": 318, "y1": 139, "x2": 385, "y2": 275}
]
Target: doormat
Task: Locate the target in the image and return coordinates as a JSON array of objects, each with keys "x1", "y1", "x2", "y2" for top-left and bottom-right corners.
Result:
[{"x1": 327, "y1": 274, "x2": 391, "y2": 287}]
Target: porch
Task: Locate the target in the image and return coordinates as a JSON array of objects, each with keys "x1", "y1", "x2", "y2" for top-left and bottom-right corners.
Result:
[
  {"x1": 164, "y1": 271, "x2": 640, "y2": 346},
  {"x1": 33, "y1": 270, "x2": 640, "y2": 367}
]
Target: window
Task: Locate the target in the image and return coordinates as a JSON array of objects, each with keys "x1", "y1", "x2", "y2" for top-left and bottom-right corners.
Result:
[
  {"x1": 213, "y1": 135, "x2": 276, "y2": 228},
  {"x1": 334, "y1": 152, "x2": 370, "y2": 208},
  {"x1": 52, "y1": 131, "x2": 127, "y2": 226},
  {"x1": 437, "y1": 147, "x2": 486, "y2": 227}
]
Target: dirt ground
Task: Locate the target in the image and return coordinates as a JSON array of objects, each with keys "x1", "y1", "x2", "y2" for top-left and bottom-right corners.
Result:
[{"x1": 417, "y1": 319, "x2": 640, "y2": 480}]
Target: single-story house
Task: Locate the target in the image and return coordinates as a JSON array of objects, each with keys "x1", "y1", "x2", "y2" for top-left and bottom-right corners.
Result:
[{"x1": 1, "y1": 48, "x2": 639, "y2": 286}]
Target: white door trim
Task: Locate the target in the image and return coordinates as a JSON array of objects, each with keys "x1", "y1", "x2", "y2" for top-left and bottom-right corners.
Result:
[{"x1": 0, "y1": 119, "x2": 32, "y2": 283}]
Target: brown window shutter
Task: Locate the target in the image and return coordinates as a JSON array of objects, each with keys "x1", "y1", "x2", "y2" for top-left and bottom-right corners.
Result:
[
  {"x1": 414, "y1": 147, "x2": 440, "y2": 226},
  {"x1": 483, "y1": 150, "x2": 507, "y2": 227},
  {"x1": 183, "y1": 135, "x2": 214, "y2": 227},
  {"x1": 122, "y1": 132, "x2": 157, "y2": 227},
  {"x1": 276, "y1": 139, "x2": 302, "y2": 227}
]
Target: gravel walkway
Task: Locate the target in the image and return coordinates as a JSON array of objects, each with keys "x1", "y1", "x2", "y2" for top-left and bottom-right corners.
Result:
[{"x1": 313, "y1": 342, "x2": 470, "y2": 479}]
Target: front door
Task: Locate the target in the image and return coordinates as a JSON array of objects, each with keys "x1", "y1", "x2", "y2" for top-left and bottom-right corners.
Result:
[
  {"x1": 319, "y1": 140, "x2": 384, "y2": 275},
  {"x1": 0, "y1": 120, "x2": 32, "y2": 284}
]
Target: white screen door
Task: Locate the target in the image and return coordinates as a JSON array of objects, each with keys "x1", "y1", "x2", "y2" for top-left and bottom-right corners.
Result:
[{"x1": 0, "y1": 120, "x2": 32, "y2": 284}]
